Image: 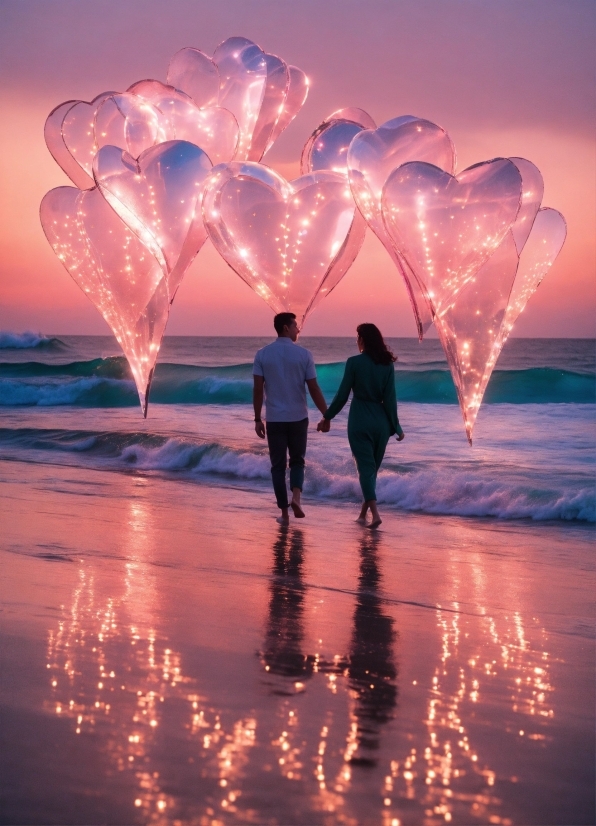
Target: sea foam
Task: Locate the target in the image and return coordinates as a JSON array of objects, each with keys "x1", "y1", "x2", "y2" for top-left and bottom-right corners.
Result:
[{"x1": 0, "y1": 426, "x2": 592, "y2": 522}]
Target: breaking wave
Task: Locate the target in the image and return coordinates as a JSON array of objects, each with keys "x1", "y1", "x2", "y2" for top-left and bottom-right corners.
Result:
[
  {"x1": 0, "y1": 331, "x2": 65, "y2": 349},
  {"x1": 0, "y1": 427, "x2": 593, "y2": 522}
]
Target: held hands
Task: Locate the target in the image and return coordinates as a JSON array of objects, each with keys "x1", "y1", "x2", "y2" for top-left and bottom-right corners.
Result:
[
  {"x1": 255, "y1": 420, "x2": 266, "y2": 439},
  {"x1": 317, "y1": 418, "x2": 330, "y2": 433}
]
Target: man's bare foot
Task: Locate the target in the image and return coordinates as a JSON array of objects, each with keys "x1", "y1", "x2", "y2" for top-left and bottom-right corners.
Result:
[
  {"x1": 367, "y1": 518, "x2": 382, "y2": 530},
  {"x1": 277, "y1": 507, "x2": 290, "y2": 526}
]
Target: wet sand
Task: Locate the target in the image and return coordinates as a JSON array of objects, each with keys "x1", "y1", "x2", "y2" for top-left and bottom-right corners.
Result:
[{"x1": 0, "y1": 458, "x2": 594, "y2": 826}]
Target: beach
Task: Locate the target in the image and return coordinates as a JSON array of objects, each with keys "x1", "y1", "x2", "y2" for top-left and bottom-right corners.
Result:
[{"x1": 0, "y1": 335, "x2": 594, "y2": 825}]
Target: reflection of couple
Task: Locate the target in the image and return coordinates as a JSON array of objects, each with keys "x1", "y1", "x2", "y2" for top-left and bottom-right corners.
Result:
[
  {"x1": 261, "y1": 527, "x2": 397, "y2": 764},
  {"x1": 253, "y1": 312, "x2": 405, "y2": 527}
]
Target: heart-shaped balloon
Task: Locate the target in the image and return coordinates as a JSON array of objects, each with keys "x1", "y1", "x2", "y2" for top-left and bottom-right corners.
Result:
[
  {"x1": 211, "y1": 37, "x2": 269, "y2": 161},
  {"x1": 40, "y1": 186, "x2": 169, "y2": 415},
  {"x1": 508, "y1": 157, "x2": 544, "y2": 253},
  {"x1": 437, "y1": 155, "x2": 542, "y2": 319},
  {"x1": 170, "y1": 38, "x2": 308, "y2": 162},
  {"x1": 347, "y1": 116, "x2": 456, "y2": 338},
  {"x1": 94, "y1": 140, "x2": 212, "y2": 299},
  {"x1": 203, "y1": 162, "x2": 366, "y2": 325},
  {"x1": 128, "y1": 80, "x2": 239, "y2": 165},
  {"x1": 167, "y1": 47, "x2": 221, "y2": 110},
  {"x1": 497, "y1": 207, "x2": 567, "y2": 354},
  {"x1": 382, "y1": 158, "x2": 522, "y2": 320},
  {"x1": 248, "y1": 53, "x2": 289, "y2": 162},
  {"x1": 301, "y1": 108, "x2": 376, "y2": 176},
  {"x1": 425, "y1": 166, "x2": 559, "y2": 444},
  {"x1": 95, "y1": 93, "x2": 164, "y2": 158},
  {"x1": 435, "y1": 231, "x2": 520, "y2": 444},
  {"x1": 265, "y1": 65, "x2": 309, "y2": 154},
  {"x1": 44, "y1": 92, "x2": 116, "y2": 190}
]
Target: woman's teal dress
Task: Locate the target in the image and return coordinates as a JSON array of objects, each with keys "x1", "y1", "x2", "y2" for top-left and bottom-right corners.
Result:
[{"x1": 324, "y1": 353, "x2": 403, "y2": 502}]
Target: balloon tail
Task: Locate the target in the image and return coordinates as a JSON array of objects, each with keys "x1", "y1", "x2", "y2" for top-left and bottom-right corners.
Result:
[{"x1": 139, "y1": 367, "x2": 155, "y2": 418}]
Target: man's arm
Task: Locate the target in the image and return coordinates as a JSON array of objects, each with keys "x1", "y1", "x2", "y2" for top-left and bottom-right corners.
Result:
[
  {"x1": 253, "y1": 375, "x2": 265, "y2": 439},
  {"x1": 306, "y1": 377, "x2": 327, "y2": 417}
]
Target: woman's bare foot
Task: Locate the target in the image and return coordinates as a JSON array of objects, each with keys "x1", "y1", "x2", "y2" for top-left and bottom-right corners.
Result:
[
  {"x1": 290, "y1": 488, "x2": 305, "y2": 518},
  {"x1": 355, "y1": 517, "x2": 367, "y2": 525},
  {"x1": 366, "y1": 501, "x2": 381, "y2": 529}
]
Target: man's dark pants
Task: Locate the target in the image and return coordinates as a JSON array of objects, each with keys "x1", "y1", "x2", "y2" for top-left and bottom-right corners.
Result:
[{"x1": 265, "y1": 418, "x2": 309, "y2": 509}]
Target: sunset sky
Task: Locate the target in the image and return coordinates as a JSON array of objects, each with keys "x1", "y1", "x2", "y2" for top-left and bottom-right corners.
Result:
[{"x1": 0, "y1": 0, "x2": 594, "y2": 337}]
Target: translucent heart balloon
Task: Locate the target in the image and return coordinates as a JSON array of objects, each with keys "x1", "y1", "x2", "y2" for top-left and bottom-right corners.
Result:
[
  {"x1": 509, "y1": 157, "x2": 544, "y2": 253},
  {"x1": 248, "y1": 53, "x2": 289, "y2": 162},
  {"x1": 301, "y1": 108, "x2": 376, "y2": 176},
  {"x1": 203, "y1": 162, "x2": 367, "y2": 325},
  {"x1": 94, "y1": 140, "x2": 212, "y2": 299},
  {"x1": 44, "y1": 92, "x2": 116, "y2": 190},
  {"x1": 128, "y1": 80, "x2": 238, "y2": 165},
  {"x1": 212, "y1": 37, "x2": 269, "y2": 161},
  {"x1": 45, "y1": 101, "x2": 87, "y2": 186},
  {"x1": 265, "y1": 65, "x2": 309, "y2": 153},
  {"x1": 40, "y1": 186, "x2": 169, "y2": 415},
  {"x1": 347, "y1": 116, "x2": 456, "y2": 338},
  {"x1": 95, "y1": 93, "x2": 163, "y2": 158},
  {"x1": 497, "y1": 207, "x2": 567, "y2": 355},
  {"x1": 435, "y1": 231, "x2": 520, "y2": 444},
  {"x1": 382, "y1": 158, "x2": 522, "y2": 320},
  {"x1": 425, "y1": 174, "x2": 560, "y2": 444},
  {"x1": 167, "y1": 47, "x2": 220, "y2": 110},
  {"x1": 438, "y1": 155, "x2": 543, "y2": 320}
]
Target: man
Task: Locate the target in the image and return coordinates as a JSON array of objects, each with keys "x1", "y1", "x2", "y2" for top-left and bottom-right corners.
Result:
[{"x1": 253, "y1": 312, "x2": 329, "y2": 525}]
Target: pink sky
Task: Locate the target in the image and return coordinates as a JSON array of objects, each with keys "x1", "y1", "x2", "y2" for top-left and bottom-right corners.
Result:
[{"x1": 0, "y1": 0, "x2": 594, "y2": 337}]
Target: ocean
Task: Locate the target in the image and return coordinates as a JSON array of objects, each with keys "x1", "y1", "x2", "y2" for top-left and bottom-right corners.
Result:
[{"x1": 0, "y1": 333, "x2": 594, "y2": 523}]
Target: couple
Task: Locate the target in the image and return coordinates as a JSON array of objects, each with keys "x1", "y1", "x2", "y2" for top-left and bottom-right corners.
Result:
[{"x1": 253, "y1": 312, "x2": 405, "y2": 529}]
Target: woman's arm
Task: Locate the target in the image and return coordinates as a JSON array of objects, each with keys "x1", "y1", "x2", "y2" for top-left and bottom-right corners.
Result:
[
  {"x1": 323, "y1": 358, "x2": 354, "y2": 420},
  {"x1": 382, "y1": 366, "x2": 404, "y2": 438}
]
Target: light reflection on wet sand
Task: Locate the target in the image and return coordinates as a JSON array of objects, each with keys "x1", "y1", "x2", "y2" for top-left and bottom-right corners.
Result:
[{"x1": 1, "y1": 460, "x2": 594, "y2": 825}]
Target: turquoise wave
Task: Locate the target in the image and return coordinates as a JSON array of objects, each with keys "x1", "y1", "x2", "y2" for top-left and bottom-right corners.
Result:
[{"x1": 0, "y1": 359, "x2": 593, "y2": 406}]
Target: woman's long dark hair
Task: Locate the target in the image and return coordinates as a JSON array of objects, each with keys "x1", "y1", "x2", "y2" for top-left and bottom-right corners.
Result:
[{"x1": 357, "y1": 324, "x2": 397, "y2": 366}]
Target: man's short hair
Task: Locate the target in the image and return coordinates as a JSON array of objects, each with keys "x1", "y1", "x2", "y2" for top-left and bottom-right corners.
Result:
[{"x1": 273, "y1": 312, "x2": 296, "y2": 335}]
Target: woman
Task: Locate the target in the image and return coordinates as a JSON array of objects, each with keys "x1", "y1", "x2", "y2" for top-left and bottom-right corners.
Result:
[{"x1": 317, "y1": 324, "x2": 404, "y2": 529}]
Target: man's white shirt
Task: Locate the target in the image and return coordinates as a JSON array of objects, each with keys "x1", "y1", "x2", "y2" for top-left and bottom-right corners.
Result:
[{"x1": 253, "y1": 338, "x2": 317, "y2": 422}]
